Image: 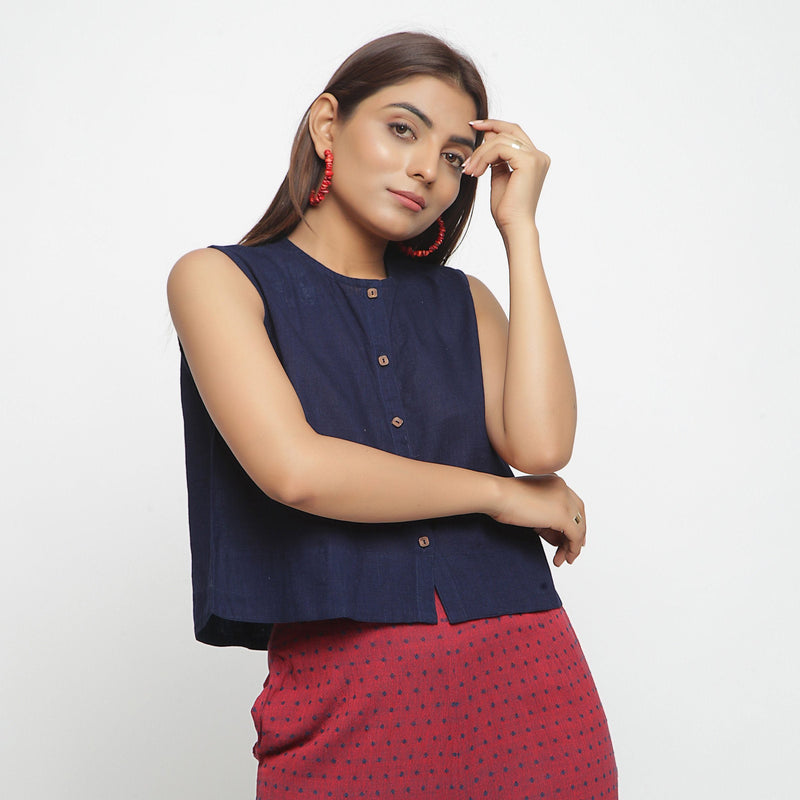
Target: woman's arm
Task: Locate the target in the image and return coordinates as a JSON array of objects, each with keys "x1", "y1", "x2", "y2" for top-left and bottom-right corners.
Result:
[
  {"x1": 168, "y1": 247, "x2": 509, "y2": 523},
  {"x1": 463, "y1": 120, "x2": 577, "y2": 475},
  {"x1": 467, "y1": 227, "x2": 576, "y2": 475},
  {"x1": 167, "y1": 248, "x2": 585, "y2": 563}
]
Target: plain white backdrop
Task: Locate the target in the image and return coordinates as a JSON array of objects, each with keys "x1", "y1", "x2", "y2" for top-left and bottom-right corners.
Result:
[{"x1": 2, "y1": 1, "x2": 798, "y2": 797}]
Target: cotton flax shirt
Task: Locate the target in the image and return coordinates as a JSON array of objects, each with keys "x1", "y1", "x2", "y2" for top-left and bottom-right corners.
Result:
[{"x1": 178, "y1": 237, "x2": 561, "y2": 649}]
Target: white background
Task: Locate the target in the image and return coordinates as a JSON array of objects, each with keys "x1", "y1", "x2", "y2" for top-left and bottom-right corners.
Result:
[{"x1": 2, "y1": 1, "x2": 798, "y2": 797}]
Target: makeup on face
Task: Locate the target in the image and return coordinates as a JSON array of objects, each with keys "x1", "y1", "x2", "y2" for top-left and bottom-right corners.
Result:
[
  {"x1": 382, "y1": 102, "x2": 477, "y2": 153},
  {"x1": 318, "y1": 77, "x2": 477, "y2": 246},
  {"x1": 388, "y1": 189, "x2": 426, "y2": 211}
]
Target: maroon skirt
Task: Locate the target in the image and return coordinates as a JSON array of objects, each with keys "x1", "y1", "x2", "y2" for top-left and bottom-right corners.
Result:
[{"x1": 252, "y1": 590, "x2": 618, "y2": 799}]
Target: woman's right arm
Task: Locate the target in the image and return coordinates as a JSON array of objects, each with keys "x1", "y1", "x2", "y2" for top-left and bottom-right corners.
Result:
[{"x1": 167, "y1": 248, "x2": 586, "y2": 564}]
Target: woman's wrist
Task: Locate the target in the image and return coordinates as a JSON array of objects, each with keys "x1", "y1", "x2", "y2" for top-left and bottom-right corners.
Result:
[
  {"x1": 483, "y1": 473, "x2": 508, "y2": 519},
  {"x1": 499, "y1": 220, "x2": 540, "y2": 252}
]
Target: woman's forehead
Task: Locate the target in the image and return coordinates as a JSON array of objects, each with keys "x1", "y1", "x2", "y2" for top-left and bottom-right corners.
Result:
[{"x1": 357, "y1": 76, "x2": 477, "y2": 121}]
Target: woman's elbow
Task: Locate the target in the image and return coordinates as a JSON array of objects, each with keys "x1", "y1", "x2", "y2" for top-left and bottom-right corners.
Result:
[
  {"x1": 508, "y1": 442, "x2": 574, "y2": 475},
  {"x1": 256, "y1": 440, "x2": 318, "y2": 509},
  {"x1": 271, "y1": 467, "x2": 314, "y2": 509}
]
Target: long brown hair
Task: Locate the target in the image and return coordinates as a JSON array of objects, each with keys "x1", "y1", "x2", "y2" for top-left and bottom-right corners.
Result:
[{"x1": 239, "y1": 32, "x2": 488, "y2": 265}]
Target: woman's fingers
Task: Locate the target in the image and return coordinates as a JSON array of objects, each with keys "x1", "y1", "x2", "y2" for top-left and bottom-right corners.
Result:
[
  {"x1": 461, "y1": 117, "x2": 551, "y2": 226},
  {"x1": 469, "y1": 118, "x2": 533, "y2": 145},
  {"x1": 462, "y1": 135, "x2": 533, "y2": 177},
  {"x1": 544, "y1": 491, "x2": 585, "y2": 566},
  {"x1": 463, "y1": 118, "x2": 537, "y2": 176},
  {"x1": 565, "y1": 532, "x2": 585, "y2": 564},
  {"x1": 535, "y1": 524, "x2": 585, "y2": 567},
  {"x1": 462, "y1": 134, "x2": 548, "y2": 179}
]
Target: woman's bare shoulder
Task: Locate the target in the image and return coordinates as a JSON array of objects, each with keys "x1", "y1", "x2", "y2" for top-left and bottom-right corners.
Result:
[
  {"x1": 167, "y1": 247, "x2": 262, "y2": 315},
  {"x1": 169, "y1": 246, "x2": 238, "y2": 283},
  {"x1": 165, "y1": 245, "x2": 309, "y2": 504}
]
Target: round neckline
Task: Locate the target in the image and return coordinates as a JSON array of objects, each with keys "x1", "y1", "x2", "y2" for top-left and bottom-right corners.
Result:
[{"x1": 277, "y1": 237, "x2": 394, "y2": 286}]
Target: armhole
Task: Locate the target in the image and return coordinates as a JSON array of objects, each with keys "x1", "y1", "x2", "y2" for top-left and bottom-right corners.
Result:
[
  {"x1": 446, "y1": 265, "x2": 492, "y2": 440},
  {"x1": 449, "y1": 267, "x2": 482, "y2": 353},
  {"x1": 207, "y1": 244, "x2": 266, "y2": 316},
  {"x1": 206, "y1": 244, "x2": 280, "y2": 356}
]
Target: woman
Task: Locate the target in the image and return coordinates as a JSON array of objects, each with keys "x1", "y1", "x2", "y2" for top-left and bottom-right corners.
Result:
[{"x1": 168, "y1": 31, "x2": 618, "y2": 799}]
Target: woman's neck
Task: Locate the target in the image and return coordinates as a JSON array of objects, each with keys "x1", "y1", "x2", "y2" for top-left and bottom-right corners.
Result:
[{"x1": 288, "y1": 203, "x2": 389, "y2": 280}]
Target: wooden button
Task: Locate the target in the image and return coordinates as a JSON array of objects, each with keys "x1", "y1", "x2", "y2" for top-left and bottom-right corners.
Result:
[
  {"x1": 391, "y1": 416, "x2": 404, "y2": 427},
  {"x1": 418, "y1": 536, "x2": 430, "y2": 548},
  {"x1": 378, "y1": 354, "x2": 389, "y2": 366},
  {"x1": 367, "y1": 287, "x2": 378, "y2": 298}
]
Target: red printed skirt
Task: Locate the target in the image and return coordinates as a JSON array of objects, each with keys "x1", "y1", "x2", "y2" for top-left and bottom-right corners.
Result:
[{"x1": 252, "y1": 590, "x2": 618, "y2": 799}]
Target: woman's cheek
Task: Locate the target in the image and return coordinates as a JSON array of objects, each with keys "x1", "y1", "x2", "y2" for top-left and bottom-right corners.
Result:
[
  {"x1": 368, "y1": 137, "x2": 398, "y2": 169},
  {"x1": 441, "y1": 177, "x2": 462, "y2": 209}
]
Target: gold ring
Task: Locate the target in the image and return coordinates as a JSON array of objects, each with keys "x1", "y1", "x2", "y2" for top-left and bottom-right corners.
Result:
[{"x1": 573, "y1": 513, "x2": 582, "y2": 525}]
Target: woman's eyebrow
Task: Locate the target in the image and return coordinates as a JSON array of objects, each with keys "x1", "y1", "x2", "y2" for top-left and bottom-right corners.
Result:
[{"x1": 383, "y1": 102, "x2": 476, "y2": 150}]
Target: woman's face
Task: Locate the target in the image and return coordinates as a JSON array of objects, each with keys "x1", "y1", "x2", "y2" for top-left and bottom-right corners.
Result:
[{"x1": 326, "y1": 75, "x2": 478, "y2": 244}]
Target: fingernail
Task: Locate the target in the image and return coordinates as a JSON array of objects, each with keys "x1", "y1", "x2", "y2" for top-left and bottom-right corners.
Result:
[
  {"x1": 469, "y1": 120, "x2": 483, "y2": 125},
  {"x1": 462, "y1": 157, "x2": 471, "y2": 168}
]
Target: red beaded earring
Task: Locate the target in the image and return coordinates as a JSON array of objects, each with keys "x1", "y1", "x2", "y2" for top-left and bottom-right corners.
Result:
[
  {"x1": 399, "y1": 217, "x2": 446, "y2": 258},
  {"x1": 308, "y1": 149, "x2": 333, "y2": 206}
]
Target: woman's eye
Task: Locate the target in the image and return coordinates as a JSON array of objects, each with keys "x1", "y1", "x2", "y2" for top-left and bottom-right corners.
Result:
[
  {"x1": 389, "y1": 122, "x2": 415, "y2": 139},
  {"x1": 443, "y1": 152, "x2": 466, "y2": 169}
]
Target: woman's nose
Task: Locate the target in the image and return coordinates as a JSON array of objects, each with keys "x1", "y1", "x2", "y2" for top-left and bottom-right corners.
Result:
[{"x1": 407, "y1": 146, "x2": 439, "y2": 183}]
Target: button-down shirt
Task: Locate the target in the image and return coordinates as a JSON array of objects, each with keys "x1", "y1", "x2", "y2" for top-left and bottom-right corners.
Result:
[{"x1": 178, "y1": 238, "x2": 561, "y2": 649}]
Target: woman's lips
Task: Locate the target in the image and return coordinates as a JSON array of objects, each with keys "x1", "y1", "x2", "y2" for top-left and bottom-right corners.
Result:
[{"x1": 389, "y1": 190, "x2": 426, "y2": 212}]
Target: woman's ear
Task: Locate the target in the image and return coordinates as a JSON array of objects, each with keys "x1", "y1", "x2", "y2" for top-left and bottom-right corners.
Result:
[{"x1": 308, "y1": 92, "x2": 339, "y2": 158}]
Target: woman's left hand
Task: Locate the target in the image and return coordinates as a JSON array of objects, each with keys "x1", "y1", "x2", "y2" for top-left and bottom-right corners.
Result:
[{"x1": 462, "y1": 119, "x2": 550, "y2": 232}]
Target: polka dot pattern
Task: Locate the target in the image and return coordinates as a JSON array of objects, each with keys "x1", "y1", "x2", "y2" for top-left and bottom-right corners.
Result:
[{"x1": 251, "y1": 591, "x2": 617, "y2": 798}]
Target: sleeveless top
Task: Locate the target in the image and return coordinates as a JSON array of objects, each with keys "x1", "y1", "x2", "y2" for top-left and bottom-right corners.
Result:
[{"x1": 178, "y1": 237, "x2": 561, "y2": 649}]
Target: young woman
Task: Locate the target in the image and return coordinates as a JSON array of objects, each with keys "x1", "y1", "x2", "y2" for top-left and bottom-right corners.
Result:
[{"x1": 168, "y1": 31, "x2": 618, "y2": 799}]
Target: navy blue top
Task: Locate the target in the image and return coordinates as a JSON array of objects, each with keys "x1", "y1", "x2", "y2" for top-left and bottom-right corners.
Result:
[{"x1": 178, "y1": 237, "x2": 561, "y2": 649}]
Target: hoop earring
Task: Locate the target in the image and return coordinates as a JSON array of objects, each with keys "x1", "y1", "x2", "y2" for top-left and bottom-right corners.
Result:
[
  {"x1": 309, "y1": 149, "x2": 333, "y2": 206},
  {"x1": 399, "y1": 217, "x2": 446, "y2": 258}
]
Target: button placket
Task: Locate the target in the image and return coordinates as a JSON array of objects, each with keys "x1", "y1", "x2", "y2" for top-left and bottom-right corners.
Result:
[
  {"x1": 363, "y1": 283, "x2": 430, "y2": 553},
  {"x1": 362, "y1": 281, "x2": 411, "y2": 456}
]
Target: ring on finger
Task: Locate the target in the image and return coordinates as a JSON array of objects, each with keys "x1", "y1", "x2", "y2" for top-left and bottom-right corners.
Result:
[{"x1": 573, "y1": 512, "x2": 582, "y2": 525}]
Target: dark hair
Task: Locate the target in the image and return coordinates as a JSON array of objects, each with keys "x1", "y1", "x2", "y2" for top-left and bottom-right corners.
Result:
[{"x1": 239, "y1": 31, "x2": 488, "y2": 265}]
